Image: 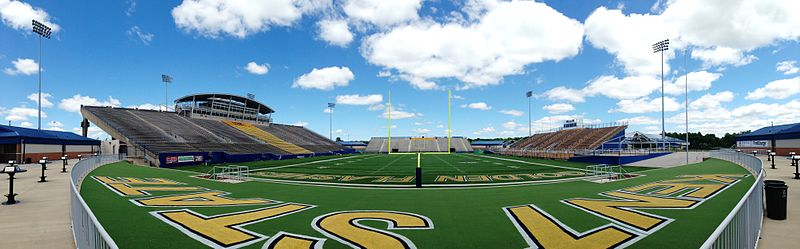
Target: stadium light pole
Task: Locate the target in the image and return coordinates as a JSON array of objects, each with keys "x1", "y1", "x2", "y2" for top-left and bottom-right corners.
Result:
[
  {"x1": 526, "y1": 91, "x2": 533, "y2": 136},
  {"x1": 32, "y1": 20, "x2": 52, "y2": 130},
  {"x1": 653, "y1": 39, "x2": 669, "y2": 151},
  {"x1": 328, "y1": 103, "x2": 335, "y2": 140},
  {"x1": 161, "y1": 75, "x2": 172, "y2": 111}
]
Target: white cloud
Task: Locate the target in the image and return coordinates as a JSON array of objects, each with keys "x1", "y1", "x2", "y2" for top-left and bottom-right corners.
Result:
[
  {"x1": 362, "y1": 1, "x2": 584, "y2": 89},
  {"x1": 343, "y1": 0, "x2": 421, "y2": 27},
  {"x1": 127, "y1": 103, "x2": 167, "y2": 111},
  {"x1": 47, "y1": 120, "x2": 64, "y2": 131},
  {"x1": 317, "y1": 19, "x2": 353, "y2": 47},
  {"x1": 690, "y1": 91, "x2": 734, "y2": 110},
  {"x1": 499, "y1": 109, "x2": 523, "y2": 117},
  {"x1": 4, "y1": 106, "x2": 45, "y2": 121},
  {"x1": 368, "y1": 104, "x2": 385, "y2": 111},
  {"x1": 336, "y1": 94, "x2": 383, "y2": 105},
  {"x1": 59, "y1": 95, "x2": 121, "y2": 113},
  {"x1": 584, "y1": 75, "x2": 661, "y2": 100},
  {"x1": 0, "y1": 0, "x2": 60, "y2": 32},
  {"x1": 617, "y1": 116, "x2": 659, "y2": 125},
  {"x1": 412, "y1": 128, "x2": 431, "y2": 134},
  {"x1": 245, "y1": 61, "x2": 270, "y2": 75},
  {"x1": 543, "y1": 86, "x2": 586, "y2": 103},
  {"x1": 745, "y1": 77, "x2": 800, "y2": 100},
  {"x1": 3, "y1": 58, "x2": 38, "y2": 76},
  {"x1": 72, "y1": 126, "x2": 108, "y2": 140},
  {"x1": 127, "y1": 26, "x2": 154, "y2": 45},
  {"x1": 171, "y1": 0, "x2": 329, "y2": 38},
  {"x1": 323, "y1": 108, "x2": 333, "y2": 114},
  {"x1": 613, "y1": 97, "x2": 681, "y2": 114},
  {"x1": 291, "y1": 121, "x2": 308, "y2": 126},
  {"x1": 664, "y1": 71, "x2": 722, "y2": 95},
  {"x1": 293, "y1": 66, "x2": 354, "y2": 90},
  {"x1": 19, "y1": 121, "x2": 32, "y2": 128},
  {"x1": 690, "y1": 47, "x2": 756, "y2": 68},
  {"x1": 462, "y1": 102, "x2": 491, "y2": 111},
  {"x1": 473, "y1": 126, "x2": 496, "y2": 135},
  {"x1": 777, "y1": 61, "x2": 799, "y2": 75},
  {"x1": 381, "y1": 106, "x2": 419, "y2": 119},
  {"x1": 542, "y1": 103, "x2": 574, "y2": 114},
  {"x1": 27, "y1": 92, "x2": 53, "y2": 108},
  {"x1": 585, "y1": 7, "x2": 673, "y2": 76}
]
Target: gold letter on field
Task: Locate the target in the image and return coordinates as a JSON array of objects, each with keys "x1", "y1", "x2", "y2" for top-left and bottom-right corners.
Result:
[
  {"x1": 313, "y1": 211, "x2": 433, "y2": 249},
  {"x1": 504, "y1": 205, "x2": 636, "y2": 249},
  {"x1": 133, "y1": 191, "x2": 276, "y2": 207},
  {"x1": 153, "y1": 203, "x2": 313, "y2": 248},
  {"x1": 566, "y1": 191, "x2": 697, "y2": 231}
]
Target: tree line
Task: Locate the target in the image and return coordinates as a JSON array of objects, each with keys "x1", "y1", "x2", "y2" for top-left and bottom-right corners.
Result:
[{"x1": 664, "y1": 131, "x2": 749, "y2": 150}]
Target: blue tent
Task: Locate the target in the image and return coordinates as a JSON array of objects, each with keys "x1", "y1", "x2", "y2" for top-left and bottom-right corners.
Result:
[{"x1": 0, "y1": 125, "x2": 99, "y2": 145}]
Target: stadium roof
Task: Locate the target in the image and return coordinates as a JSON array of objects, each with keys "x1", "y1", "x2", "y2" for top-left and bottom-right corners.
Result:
[
  {"x1": 0, "y1": 125, "x2": 100, "y2": 145},
  {"x1": 737, "y1": 123, "x2": 800, "y2": 140},
  {"x1": 174, "y1": 93, "x2": 275, "y2": 114}
]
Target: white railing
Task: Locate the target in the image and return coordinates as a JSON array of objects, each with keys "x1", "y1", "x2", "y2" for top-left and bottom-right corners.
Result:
[
  {"x1": 70, "y1": 155, "x2": 122, "y2": 249},
  {"x1": 702, "y1": 150, "x2": 764, "y2": 249}
]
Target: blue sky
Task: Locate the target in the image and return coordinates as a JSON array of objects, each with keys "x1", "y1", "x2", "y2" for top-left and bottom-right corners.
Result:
[{"x1": 1, "y1": 0, "x2": 799, "y2": 141}]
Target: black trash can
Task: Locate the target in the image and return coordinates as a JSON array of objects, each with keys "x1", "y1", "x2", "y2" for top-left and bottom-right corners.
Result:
[
  {"x1": 765, "y1": 184, "x2": 788, "y2": 220},
  {"x1": 765, "y1": 180, "x2": 786, "y2": 187}
]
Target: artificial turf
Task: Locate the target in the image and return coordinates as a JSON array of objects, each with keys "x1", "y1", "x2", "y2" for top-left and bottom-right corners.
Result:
[
  {"x1": 175, "y1": 153, "x2": 653, "y2": 185},
  {"x1": 81, "y1": 158, "x2": 754, "y2": 249}
]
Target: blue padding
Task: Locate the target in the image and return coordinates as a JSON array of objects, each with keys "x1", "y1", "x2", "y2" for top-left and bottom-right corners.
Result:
[{"x1": 568, "y1": 152, "x2": 671, "y2": 165}]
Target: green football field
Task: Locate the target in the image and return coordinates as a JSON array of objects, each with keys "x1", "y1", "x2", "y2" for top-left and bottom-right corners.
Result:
[
  {"x1": 175, "y1": 153, "x2": 653, "y2": 186},
  {"x1": 80, "y1": 154, "x2": 754, "y2": 249}
]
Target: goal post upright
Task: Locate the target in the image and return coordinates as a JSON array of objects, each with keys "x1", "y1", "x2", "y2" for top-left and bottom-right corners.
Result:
[{"x1": 387, "y1": 91, "x2": 391, "y2": 154}]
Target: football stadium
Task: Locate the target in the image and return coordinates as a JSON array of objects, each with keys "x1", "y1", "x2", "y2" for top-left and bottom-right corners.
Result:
[{"x1": 2, "y1": 1, "x2": 799, "y2": 249}]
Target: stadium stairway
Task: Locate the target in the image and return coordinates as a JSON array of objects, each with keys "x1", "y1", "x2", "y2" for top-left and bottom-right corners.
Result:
[{"x1": 224, "y1": 121, "x2": 313, "y2": 154}]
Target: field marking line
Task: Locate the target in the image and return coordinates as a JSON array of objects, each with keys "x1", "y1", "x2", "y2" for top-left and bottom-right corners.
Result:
[
  {"x1": 431, "y1": 154, "x2": 465, "y2": 174},
  {"x1": 246, "y1": 154, "x2": 366, "y2": 172},
  {"x1": 467, "y1": 154, "x2": 591, "y2": 172},
  {"x1": 371, "y1": 154, "x2": 410, "y2": 174}
]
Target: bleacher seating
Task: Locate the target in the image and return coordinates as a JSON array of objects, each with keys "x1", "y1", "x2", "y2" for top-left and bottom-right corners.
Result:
[
  {"x1": 364, "y1": 137, "x2": 473, "y2": 153},
  {"x1": 81, "y1": 106, "x2": 344, "y2": 160},
  {"x1": 507, "y1": 125, "x2": 627, "y2": 153}
]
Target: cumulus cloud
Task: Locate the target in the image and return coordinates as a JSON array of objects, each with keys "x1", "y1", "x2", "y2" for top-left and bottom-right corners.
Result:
[
  {"x1": 171, "y1": 0, "x2": 329, "y2": 38},
  {"x1": 412, "y1": 128, "x2": 431, "y2": 134},
  {"x1": 745, "y1": 77, "x2": 800, "y2": 100},
  {"x1": 335, "y1": 94, "x2": 383, "y2": 105},
  {"x1": 461, "y1": 102, "x2": 491, "y2": 111},
  {"x1": 47, "y1": 120, "x2": 64, "y2": 131},
  {"x1": 499, "y1": 109, "x2": 523, "y2": 117},
  {"x1": 542, "y1": 103, "x2": 574, "y2": 114},
  {"x1": 291, "y1": 121, "x2": 308, "y2": 126},
  {"x1": 690, "y1": 47, "x2": 757, "y2": 67},
  {"x1": 381, "y1": 106, "x2": 420, "y2": 119},
  {"x1": 343, "y1": 0, "x2": 421, "y2": 27},
  {"x1": 245, "y1": 61, "x2": 270, "y2": 75},
  {"x1": 0, "y1": 0, "x2": 60, "y2": 32},
  {"x1": 613, "y1": 97, "x2": 681, "y2": 114},
  {"x1": 59, "y1": 95, "x2": 121, "y2": 112},
  {"x1": 777, "y1": 61, "x2": 799, "y2": 75},
  {"x1": 4, "y1": 106, "x2": 45, "y2": 121},
  {"x1": 3, "y1": 58, "x2": 38, "y2": 76},
  {"x1": 361, "y1": 0, "x2": 584, "y2": 89},
  {"x1": 317, "y1": 19, "x2": 353, "y2": 47},
  {"x1": 127, "y1": 26, "x2": 154, "y2": 45},
  {"x1": 293, "y1": 66, "x2": 354, "y2": 90},
  {"x1": 690, "y1": 91, "x2": 734, "y2": 110},
  {"x1": 127, "y1": 103, "x2": 167, "y2": 111},
  {"x1": 664, "y1": 71, "x2": 722, "y2": 95},
  {"x1": 543, "y1": 86, "x2": 586, "y2": 103},
  {"x1": 543, "y1": 75, "x2": 661, "y2": 103},
  {"x1": 27, "y1": 92, "x2": 53, "y2": 108},
  {"x1": 617, "y1": 116, "x2": 659, "y2": 125}
]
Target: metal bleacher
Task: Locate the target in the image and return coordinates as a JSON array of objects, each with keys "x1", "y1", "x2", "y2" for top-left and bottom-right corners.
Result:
[
  {"x1": 364, "y1": 137, "x2": 473, "y2": 153},
  {"x1": 81, "y1": 106, "x2": 344, "y2": 161}
]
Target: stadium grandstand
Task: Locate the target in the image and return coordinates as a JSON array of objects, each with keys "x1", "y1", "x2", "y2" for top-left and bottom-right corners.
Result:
[
  {"x1": 500, "y1": 121, "x2": 627, "y2": 159},
  {"x1": 0, "y1": 124, "x2": 99, "y2": 163},
  {"x1": 80, "y1": 93, "x2": 347, "y2": 167},
  {"x1": 365, "y1": 136, "x2": 472, "y2": 153},
  {"x1": 736, "y1": 122, "x2": 800, "y2": 155}
]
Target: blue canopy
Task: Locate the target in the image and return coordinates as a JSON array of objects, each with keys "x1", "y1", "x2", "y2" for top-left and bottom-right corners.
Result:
[
  {"x1": 0, "y1": 125, "x2": 100, "y2": 145},
  {"x1": 737, "y1": 123, "x2": 800, "y2": 141}
]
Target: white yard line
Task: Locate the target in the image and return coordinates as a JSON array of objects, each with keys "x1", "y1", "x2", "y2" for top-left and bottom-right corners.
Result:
[
  {"x1": 247, "y1": 154, "x2": 364, "y2": 172},
  {"x1": 466, "y1": 154, "x2": 591, "y2": 172},
  {"x1": 432, "y1": 154, "x2": 465, "y2": 174},
  {"x1": 371, "y1": 154, "x2": 409, "y2": 174}
]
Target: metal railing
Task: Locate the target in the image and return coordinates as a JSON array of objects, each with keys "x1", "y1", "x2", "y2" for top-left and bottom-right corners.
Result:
[
  {"x1": 702, "y1": 150, "x2": 764, "y2": 249},
  {"x1": 70, "y1": 155, "x2": 122, "y2": 249}
]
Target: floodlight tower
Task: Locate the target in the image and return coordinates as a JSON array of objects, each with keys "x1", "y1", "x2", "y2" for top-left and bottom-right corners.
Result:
[
  {"x1": 161, "y1": 74, "x2": 172, "y2": 111},
  {"x1": 328, "y1": 103, "x2": 335, "y2": 140},
  {"x1": 526, "y1": 91, "x2": 533, "y2": 136},
  {"x1": 32, "y1": 20, "x2": 52, "y2": 130},
  {"x1": 653, "y1": 39, "x2": 669, "y2": 150}
]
